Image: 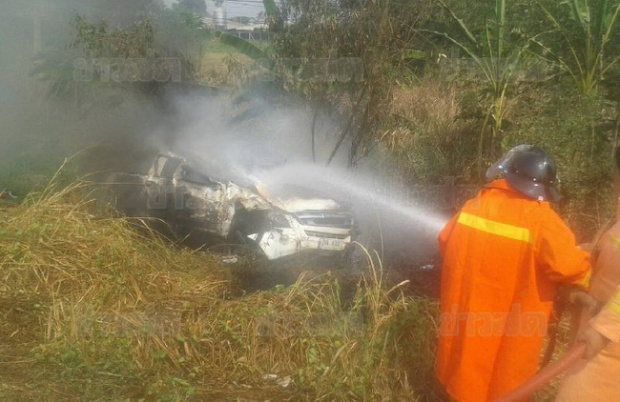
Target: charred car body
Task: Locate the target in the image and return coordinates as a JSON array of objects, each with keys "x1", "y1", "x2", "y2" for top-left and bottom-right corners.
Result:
[{"x1": 109, "y1": 153, "x2": 355, "y2": 260}]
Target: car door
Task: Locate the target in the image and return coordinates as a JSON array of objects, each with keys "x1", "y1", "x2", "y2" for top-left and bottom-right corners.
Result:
[
  {"x1": 175, "y1": 163, "x2": 230, "y2": 237},
  {"x1": 145, "y1": 154, "x2": 182, "y2": 219}
]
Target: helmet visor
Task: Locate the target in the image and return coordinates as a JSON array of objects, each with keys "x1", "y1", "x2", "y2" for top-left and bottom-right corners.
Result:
[{"x1": 505, "y1": 170, "x2": 562, "y2": 203}]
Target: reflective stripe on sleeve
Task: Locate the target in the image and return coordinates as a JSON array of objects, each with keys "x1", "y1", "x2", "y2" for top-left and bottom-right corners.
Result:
[
  {"x1": 576, "y1": 269, "x2": 592, "y2": 289},
  {"x1": 609, "y1": 234, "x2": 620, "y2": 249},
  {"x1": 457, "y1": 212, "x2": 532, "y2": 243}
]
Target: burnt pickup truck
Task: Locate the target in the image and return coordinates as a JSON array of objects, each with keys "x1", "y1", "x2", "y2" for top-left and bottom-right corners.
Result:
[{"x1": 106, "y1": 152, "x2": 355, "y2": 261}]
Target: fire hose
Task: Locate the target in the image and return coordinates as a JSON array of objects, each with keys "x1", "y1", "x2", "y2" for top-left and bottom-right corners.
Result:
[
  {"x1": 494, "y1": 288, "x2": 598, "y2": 402},
  {"x1": 493, "y1": 342, "x2": 586, "y2": 402},
  {"x1": 494, "y1": 228, "x2": 609, "y2": 402}
]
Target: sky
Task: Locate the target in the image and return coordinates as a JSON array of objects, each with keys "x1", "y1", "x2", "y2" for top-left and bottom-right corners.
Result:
[{"x1": 163, "y1": 0, "x2": 266, "y2": 19}]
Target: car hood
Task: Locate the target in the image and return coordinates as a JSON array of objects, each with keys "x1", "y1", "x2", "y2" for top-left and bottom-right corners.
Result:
[
  {"x1": 251, "y1": 180, "x2": 345, "y2": 213},
  {"x1": 269, "y1": 197, "x2": 342, "y2": 213}
]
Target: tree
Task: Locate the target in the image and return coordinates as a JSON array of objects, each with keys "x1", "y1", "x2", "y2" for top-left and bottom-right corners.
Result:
[
  {"x1": 32, "y1": 4, "x2": 212, "y2": 116},
  {"x1": 175, "y1": 0, "x2": 207, "y2": 16},
  {"x1": 266, "y1": 0, "x2": 437, "y2": 167},
  {"x1": 422, "y1": 0, "x2": 553, "y2": 176},
  {"x1": 533, "y1": 0, "x2": 620, "y2": 96}
]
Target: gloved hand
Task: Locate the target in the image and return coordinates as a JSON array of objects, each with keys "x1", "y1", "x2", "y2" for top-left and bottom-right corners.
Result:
[{"x1": 577, "y1": 326, "x2": 610, "y2": 359}]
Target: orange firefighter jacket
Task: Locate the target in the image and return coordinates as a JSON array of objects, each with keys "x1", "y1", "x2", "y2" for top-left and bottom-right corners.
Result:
[
  {"x1": 555, "y1": 202, "x2": 620, "y2": 401},
  {"x1": 437, "y1": 179, "x2": 591, "y2": 402}
]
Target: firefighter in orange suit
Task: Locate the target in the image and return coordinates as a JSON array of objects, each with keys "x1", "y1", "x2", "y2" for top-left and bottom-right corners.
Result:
[
  {"x1": 554, "y1": 145, "x2": 620, "y2": 401},
  {"x1": 436, "y1": 145, "x2": 591, "y2": 402}
]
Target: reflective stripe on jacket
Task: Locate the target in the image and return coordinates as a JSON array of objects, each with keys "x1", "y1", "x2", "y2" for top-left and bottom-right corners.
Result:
[{"x1": 437, "y1": 179, "x2": 591, "y2": 402}]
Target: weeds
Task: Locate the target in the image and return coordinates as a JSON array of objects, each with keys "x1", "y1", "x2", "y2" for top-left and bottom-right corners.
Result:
[{"x1": 1, "y1": 174, "x2": 441, "y2": 401}]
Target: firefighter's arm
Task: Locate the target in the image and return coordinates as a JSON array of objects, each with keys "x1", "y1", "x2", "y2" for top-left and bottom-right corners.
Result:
[
  {"x1": 589, "y1": 288, "x2": 620, "y2": 344},
  {"x1": 437, "y1": 213, "x2": 458, "y2": 255},
  {"x1": 535, "y1": 209, "x2": 592, "y2": 287},
  {"x1": 574, "y1": 288, "x2": 620, "y2": 358}
]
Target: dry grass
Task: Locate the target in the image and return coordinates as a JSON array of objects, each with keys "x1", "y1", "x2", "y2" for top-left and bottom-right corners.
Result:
[
  {"x1": 391, "y1": 81, "x2": 460, "y2": 136},
  {"x1": 0, "y1": 169, "x2": 442, "y2": 401},
  {"x1": 195, "y1": 42, "x2": 255, "y2": 88},
  {"x1": 379, "y1": 79, "x2": 482, "y2": 182}
]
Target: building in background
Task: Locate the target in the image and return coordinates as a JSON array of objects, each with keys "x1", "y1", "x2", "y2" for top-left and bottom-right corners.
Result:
[{"x1": 213, "y1": 0, "x2": 227, "y2": 30}]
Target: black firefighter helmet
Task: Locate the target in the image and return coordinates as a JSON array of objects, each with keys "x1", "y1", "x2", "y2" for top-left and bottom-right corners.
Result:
[{"x1": 486, "y1": 144, "x2": 561, "y2": 203}]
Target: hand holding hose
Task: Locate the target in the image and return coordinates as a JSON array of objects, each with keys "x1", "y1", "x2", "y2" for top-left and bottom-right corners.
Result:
[
  {"x1": 568, "y1": 289, "x2": 601, "y2": 315},
  {"x1": 577, "y1": 326, "x2": 610, "y2": 359},
  {"x1": 567, "y1": 289, "x2": 608, "y2": 358}
]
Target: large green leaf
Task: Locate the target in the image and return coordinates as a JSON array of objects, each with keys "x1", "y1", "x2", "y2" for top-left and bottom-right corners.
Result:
[
  {"x1": 263, "y1": 0, "x2": 283, "y2": 32},
  {"x1": 218, "y1": 32, "x2": 268, "y2": 61},
  {"x1": 536, "y1": 0, "x2": 620, "y2": 94},
  {"x1": 262, "y1": 0, "x2": 282, "y2": 20},
  {"x1": 436, "y1": 0, "x2": 479, "y2": 47}
]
